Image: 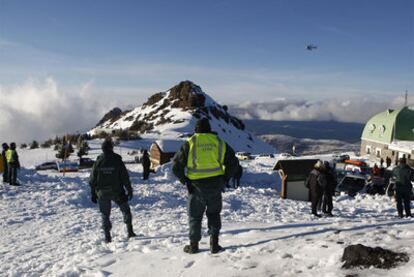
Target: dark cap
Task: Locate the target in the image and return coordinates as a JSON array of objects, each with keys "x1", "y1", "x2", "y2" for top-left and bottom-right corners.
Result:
[
  {"x1": 101, "y1": 137, "x2": 114, "y2": 152},
  {"x1": 2, "y1": 143, "x2": 8, "y2": 149},
  {"x1": 195, "y1": 118, "x2": 211, "y2": 133},
  {"x1": 10, "y1": 142, "x2": 16, "y2": 150},
  {"x1": 399, "y1": 156, "x2": 407, "y2": 164}
]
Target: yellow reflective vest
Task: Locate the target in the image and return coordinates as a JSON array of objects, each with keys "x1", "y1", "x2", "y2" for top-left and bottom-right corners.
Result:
[
  {"x1": 186, "y1": 133, "x2": 226, "y2": 180},
  {"x1": 5, "y1": 149, "x2": 15, "y2": 163}
]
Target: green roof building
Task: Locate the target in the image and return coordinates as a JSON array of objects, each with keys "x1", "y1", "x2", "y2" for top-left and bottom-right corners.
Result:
[{"x1": 361, "y1": 107, "x2": 414, "y2": 166}]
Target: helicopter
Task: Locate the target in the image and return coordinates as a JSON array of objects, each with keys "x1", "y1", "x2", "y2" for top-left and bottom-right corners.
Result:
[{"x1": 306, "y1": 44, "x2": 318, "y2": 51}]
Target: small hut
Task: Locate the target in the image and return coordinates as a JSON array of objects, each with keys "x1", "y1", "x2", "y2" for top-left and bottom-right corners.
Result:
[
  {"x1": 273, "y1": 159, "x2": 318, "y2": 201},
  {"x1": 149, "y1": 139, "x2": 184, "y2": 169}
]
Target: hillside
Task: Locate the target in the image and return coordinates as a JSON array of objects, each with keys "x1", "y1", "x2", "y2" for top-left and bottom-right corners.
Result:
[{"x1": 90, "y1": 81, "x2": 274, "y2": 154}]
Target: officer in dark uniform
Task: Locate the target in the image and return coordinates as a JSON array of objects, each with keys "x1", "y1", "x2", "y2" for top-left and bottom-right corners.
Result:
[
  {"x1": 392, "y1": 157, "x2": 414, "y2": 218},
  {"x1": 172, "y1": 118, "x2": 238, "y2": 254},
  {"x1": 2, "y1": 143, "x2": 9, "y2": 183},
  {"x1": 89, "y1": 138, "x2": 136, "y2": 242},
  {"x1": 6, "y1": 142, "x2": 20, "y2": 186}
]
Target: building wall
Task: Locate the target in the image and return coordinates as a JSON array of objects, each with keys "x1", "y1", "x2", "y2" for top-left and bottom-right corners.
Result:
[{"x1": 361, "y1": 140, "x2": 413, "y2": 166}]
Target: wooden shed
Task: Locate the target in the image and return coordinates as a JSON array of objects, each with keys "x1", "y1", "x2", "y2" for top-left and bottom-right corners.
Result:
[
  {"x1": 273, "y1": 159, "x2": 318, "y2": 201},
  {"x1": 149, "y1": 140, "x2": 184, "y2": 169}
]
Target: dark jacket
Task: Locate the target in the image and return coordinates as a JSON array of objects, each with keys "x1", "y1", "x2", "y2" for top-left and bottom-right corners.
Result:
[
  {"x1": 234, "y1": 164, "x2": 243, "y2": 179},
  {"x1": 172, "y1": 135, "x2": 239, "y2": 189},
  {"x1": 392, "y1": 164, "x2": 414, "y2": 191},
  {"x1": 142, "y1": 153, "x2": 151, "y2": 169},
  {"x1": 324, "y1": 169, "x2": 337, "y2": 195},
  {"x1": 305, "y1": 169, "x2": 327, "y2": 194},
  {"x1": 89, "y1": 151, "x2": 132, "y2": 196}
]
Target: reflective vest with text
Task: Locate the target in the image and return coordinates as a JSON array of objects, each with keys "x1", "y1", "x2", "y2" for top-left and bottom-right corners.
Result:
[{"x1": 186, "y1": 133, "x2": 226, "y2": 180}]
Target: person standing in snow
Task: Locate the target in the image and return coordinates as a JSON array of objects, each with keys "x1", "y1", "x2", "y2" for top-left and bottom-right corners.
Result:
[
  {"x1": 322, "y1": 161, "x2": 337, "y2": 216},
  {"x1": 172, "y1": 118, "x2": 239, "y2": 254},
  {"x1": 89, "y1": 138, "x2": 136, "y2": 243},
  {"x1": 6, "y1": 142, "x2": 20, "y2": 186},
  {"x1": 233, "y1": 163, "x2": 243, "y2": 189},
  {"x1": 141, "y1": 150, "x2": 151, "y2": 180},
  {"x1": 392, "y1": 157, "x2": 414, "y2": 218},
  {"x1": 2, "y1": 143, "x2": 9, "y2": 183},
  {"x1": 305, "y1": 160, "x2": 327, "y2": 217}
]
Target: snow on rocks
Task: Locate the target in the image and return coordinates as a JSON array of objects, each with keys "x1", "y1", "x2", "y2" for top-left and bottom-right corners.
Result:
[{"x1": 1, "y1": 145, "x2": 414, "y2": 276}]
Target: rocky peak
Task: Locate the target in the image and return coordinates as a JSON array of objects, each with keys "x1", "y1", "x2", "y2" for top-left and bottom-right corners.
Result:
[{"x1": 96, "y1": 107, "x2": 123, "y2": 127}]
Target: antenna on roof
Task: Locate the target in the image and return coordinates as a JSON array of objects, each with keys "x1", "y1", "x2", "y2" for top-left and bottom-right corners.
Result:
[{"x1": 404, "y1": 90, "x2": 408, "y2": 107}]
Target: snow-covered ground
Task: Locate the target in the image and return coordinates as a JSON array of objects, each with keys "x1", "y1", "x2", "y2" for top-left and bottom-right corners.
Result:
[{"x1": 1, "y1": 143, "x2": 414, "y2": 277}]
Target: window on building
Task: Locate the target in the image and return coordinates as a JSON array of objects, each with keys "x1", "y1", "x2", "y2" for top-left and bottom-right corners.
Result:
[
  {"x1": 376, "y1": 148, "x2": 381, "y2": 158},
  {"x1": 366, "y1": 145, "x2": 371, "y2": 154},
  {"x1": 392, "y1": 151, "x2": 395, "y2": 156}
]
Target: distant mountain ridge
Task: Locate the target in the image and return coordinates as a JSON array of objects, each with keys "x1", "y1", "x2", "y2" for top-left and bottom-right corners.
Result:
[{"x1": 90, "y1": 81, "x2": 274, "y2": 154}]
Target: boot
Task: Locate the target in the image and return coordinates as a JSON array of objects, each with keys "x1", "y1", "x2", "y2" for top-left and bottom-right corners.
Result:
[
  {"x1": 127, "y1": 224, "x2": 137, "y2": 238},
  {"x1": 183, "y1": 242, "x2": 199, "y2": 254},
  {"x1": 104, "y1": 231, "x2": 112, "y2": 243},
  {"x1": 210, "y1": 236, "x2": 224, "y2": 254}
]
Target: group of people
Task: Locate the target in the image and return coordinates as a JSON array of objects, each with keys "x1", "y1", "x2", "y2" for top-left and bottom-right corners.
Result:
[
  {"x1": 89, "y1": 118, "x2": 239, "y2": 254},
  {"x1": 305, "y1": 156, "x2": 414, "y2": 218},
  {"x1": 1, "y1": 142, "x2": 20, "y2": 186},
  {"x1": 87, "y1": 117, "x2": 413, "y2": 254},
  {"x1": 305, "y1": 160, "x2": 337, "y2": 217}
]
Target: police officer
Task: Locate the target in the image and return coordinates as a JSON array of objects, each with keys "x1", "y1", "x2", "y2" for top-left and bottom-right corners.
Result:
[
  {"x1": 2, "y1": 143, "x2": 9, "y2": 183},
  {"x1": 89, "y1": 138, "x2": 136, "y2": 242},
  {"x1": 392, "y1": 157, "x2": 414, "y2": 218},
  {"x1": 6, "y1": 142, "x2": 20, "y2": 186},
  {"x1": 172, "y1": 118, "x2": 238, "y2": 254}
]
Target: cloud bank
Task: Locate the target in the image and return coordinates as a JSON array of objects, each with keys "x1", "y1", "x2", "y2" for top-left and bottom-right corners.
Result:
[
  {"x1": 229, "y1": 96, "x2": 412, "y2": 123},
  {"x1": 0, "y1": 78, "x2": 111, "y2": 143}
]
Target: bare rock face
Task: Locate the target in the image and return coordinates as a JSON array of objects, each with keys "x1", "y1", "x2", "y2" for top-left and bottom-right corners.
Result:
[
  {"x1": 96, "y1": 107, "x2": 123, "y2": 127},
  {"x1": 342, "y1": 244, "x2": 409, "y2": 269}
]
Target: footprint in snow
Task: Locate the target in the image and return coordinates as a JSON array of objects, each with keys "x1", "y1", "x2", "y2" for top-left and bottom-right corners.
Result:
[{"x1": 184, "y1": 261, "x2": 195, "y2": 268}]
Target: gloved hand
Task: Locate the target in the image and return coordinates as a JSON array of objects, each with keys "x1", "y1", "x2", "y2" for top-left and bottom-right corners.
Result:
[
  {"x1": 128, "y1": 190, "x2": 133, "y2": 201},
  {"x1": 185, "y1": 179, "x2": 194, "y2": 194},
  {"x1": 91, "y1": 192, "x2": 97, "y2": 204}
]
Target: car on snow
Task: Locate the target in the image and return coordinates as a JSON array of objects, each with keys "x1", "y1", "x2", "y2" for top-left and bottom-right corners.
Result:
[
  {"x1": 278, "y1": 153, "x2": 293, "y2": 159},
  {"x1": 35, "y1": 161, "x2": 58, "y2": 171},
  {"x1": 236, "y1": 152, "x2": 252, "y2": 161},
  {"x1": 79, "y1": 157, "x2": 95, "y2": 169},
  {"x1": 336, "y1": 174, "x2": 368, "y2": 197},
  {"x1": 255, "y1": 154, "x2": 275, "y2": 160},
  {"x1": 333, "y1": 153, "x2": 350, "y2": 163}
]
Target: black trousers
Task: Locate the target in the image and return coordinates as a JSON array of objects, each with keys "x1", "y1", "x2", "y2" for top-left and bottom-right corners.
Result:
[
  {"x1": 143, "y1": 168, "x2": 150, "y2": 180},
  {"x1": 310, "y1": 189, "x2": 322, "y2": 215},
  {"x1": 2, "y1": 164, "x2": 8, "y2": 183},
  {"x1": 396, "y1": 189, "x2": 411, "y2": 217},
  {"x1": 322, "y1": 192, "x2": 333, "y2": 214},
  {"x1": 233, "y1": 177, "x2": 240, "y2": 188},
  {"x1": 8, "y1": 164, "x2": 17, "y2": 185}
]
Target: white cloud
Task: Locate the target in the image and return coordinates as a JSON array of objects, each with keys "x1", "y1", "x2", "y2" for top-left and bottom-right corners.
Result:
[
  {"x1": 0, "y1": 78, "x2": 113, "y2": 143},
  {"x1": 230, "y1": 97, "x2": 414, "y2": 123}
]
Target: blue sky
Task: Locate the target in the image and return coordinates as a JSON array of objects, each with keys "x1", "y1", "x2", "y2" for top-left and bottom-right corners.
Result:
[{"x1": 0, "y1": 0, "x2": 413, "y2": 105}]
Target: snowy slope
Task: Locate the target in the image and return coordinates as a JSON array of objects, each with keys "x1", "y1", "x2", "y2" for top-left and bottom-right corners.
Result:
[
  {"x1": 1, "y1": 145, "x2": 414, "y2": 276},
  {"x1": 89, "y1": 81, "x2": 274, "y2": 154}
]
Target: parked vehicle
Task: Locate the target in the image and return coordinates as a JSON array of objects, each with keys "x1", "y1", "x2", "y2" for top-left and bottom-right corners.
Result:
[
  {"x1": 236, "y1": 152, "x2": 252, "y2": 161},
  {"x1": 79, "y1": 157, "x2": 95, "y2": 169},
  {"x1": 278, "y1": 153, "x2": 292, "y2": 159},
  {"x1": 333, "y1": 153, "x2": 350, "y2": 163},
  {"x1": 35, "y1": 161, "x2": 58, "y2": 171},
  {"x1": 255, "y1": 153, "x2": 275, "y2": 160},
  {"x1": 336, "y1": 174, "x2": 367, "y2": 197}
]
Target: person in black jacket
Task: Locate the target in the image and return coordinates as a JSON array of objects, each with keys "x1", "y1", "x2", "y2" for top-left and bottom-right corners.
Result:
[
  {"x1": 2, "y1": 143, "x2": 9, "y2": 183},
  {"x1": 305, "y1": 160, "x2": 327, "y2": 217},
  {"x1": 322, "y1": 161, "x2": 337, "y2": 216},
  {"x1": 6, "y1": 142, "x2": 20, "y2": 186},
  {"x1": 141, "y1": 150, "x2": 151, "y2": 180},
  {"x1": 89, "y1": 138, "x2": 136, "y2": 242},
  {"x1": 233, "y1": 164, "x2": 243, "y2": 188}
]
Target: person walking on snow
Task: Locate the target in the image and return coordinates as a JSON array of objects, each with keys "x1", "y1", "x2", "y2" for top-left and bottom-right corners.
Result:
[
  {"x1": 89, "y1": 138, "x2": 136, "y2": 243},
  {"x1": 305, "y1": 160, "x2": 327, "y2": 217},
  {"x1": 141, "y1": 150, "x2": 151, "y2": 180},
  {"x1": 392, "y1": 157, "x2": 414, "y2": 218},
  {"x1": 1, "y1": 143, "x2": 9, "y2": 183},
  {"x1": 172, "y1": 118, "x2": 239, "y2": 254},
  {"x1": 6, "y1": 142, "x2": 20, "y2": 186},
  {"x1": 233, "y1": 163, "x2": 243, "y2": 189}
]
